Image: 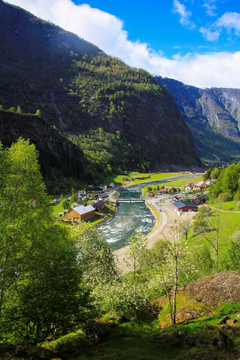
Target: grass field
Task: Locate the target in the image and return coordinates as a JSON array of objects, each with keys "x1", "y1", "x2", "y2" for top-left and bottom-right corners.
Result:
[
  {"x1": 105, "y1": 172, "x2": 178, "y2": 185},
  {"x1": 187, "y1": 210, "x2": 240, "y2": 257},
  {"x1": 50, "y1": 203, "x2": 65, "y2": 216},
  {"x1": 165, "y1": 176, "x2": 203, "y2": 188},
  {"x1": 209, "y1": 199, "x2": 240, "y2": 211},
  {"x1": 142, "y1": 176, "x2": 203, "y2": 193}
]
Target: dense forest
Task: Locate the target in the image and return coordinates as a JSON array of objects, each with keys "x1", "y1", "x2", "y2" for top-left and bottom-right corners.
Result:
[
  {"x1": 205, "y1": 162, "x2": 240, "y2": 201},
  {"x1": 0, "y1": 110, "x2": 100, "y2": 193},
  {"x1": 0, "y1": 0, "x2": 201, "y2": 178}
]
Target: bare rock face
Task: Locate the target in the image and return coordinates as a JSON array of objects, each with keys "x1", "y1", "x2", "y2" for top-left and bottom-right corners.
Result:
[
  {"x1": 156, "y1": 76, "x2": 240, "y2": 161},
  {"x1": 186, "y1": 271, "x2": 240, "y2": 306}
]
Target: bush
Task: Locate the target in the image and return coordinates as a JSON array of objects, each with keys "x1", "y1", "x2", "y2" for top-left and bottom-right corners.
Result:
[
  {"x1": 217, "y1": 192, "x2": 232, "y2": 202},
  {"x1": 43, "y1": 330, "x2": 89, "y2": 353}
]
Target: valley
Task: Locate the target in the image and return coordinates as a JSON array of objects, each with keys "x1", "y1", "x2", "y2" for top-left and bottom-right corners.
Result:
[{"x1": 0, "y1": 1, "x2": 240, "y2": 359}]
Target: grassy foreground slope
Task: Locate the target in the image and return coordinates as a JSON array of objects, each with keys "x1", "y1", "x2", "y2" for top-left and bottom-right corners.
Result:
[{"x1": 41, "y1": 272, "x2": 240, "y2": 360}]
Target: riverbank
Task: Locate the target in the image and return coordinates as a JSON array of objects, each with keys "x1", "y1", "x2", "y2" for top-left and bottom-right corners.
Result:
[{"x1": 113, "y1": 172, "x2": 202, "y2": 274}]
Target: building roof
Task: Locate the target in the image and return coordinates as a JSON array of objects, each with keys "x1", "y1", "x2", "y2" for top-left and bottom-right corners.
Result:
[
  {"x1": 95, "y1": 200, "x2": 105, "y2": 206},
  {"x1": 173, "y1": 200, "x2": 198, "y2": 210},
  {"x1": 71, "y1": 205, "x2": 95, "y2": 216}
]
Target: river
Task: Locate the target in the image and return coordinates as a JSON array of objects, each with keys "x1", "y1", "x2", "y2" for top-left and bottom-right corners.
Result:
[{"x1": 99, "y1": 175, "x2": 198, "y2": 250}]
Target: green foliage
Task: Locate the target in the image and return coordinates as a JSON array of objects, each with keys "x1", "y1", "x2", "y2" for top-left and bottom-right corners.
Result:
[
  {"x1": 43, "y1": 329, "x2": 89, "y2": 353},
  {"x1": 16, "y1": 105, "x2": 22, "y2": 114},
  {"x1": 35, "y1": 109, "x2": 41, "y2": 117},
  {"x1": 0, "y1": 3, "x2": 200, "y2": 172},
  {"x1": 223, "y1": 236, "x2": 240, "y2": 272},
  {"x1": 209, "y1": 162, "x2": 240, "y2": 199},
  {"x1": 72, "y1": 223, "x2": 117, "y2": 288},
  {"x1": 70, "y1": 193, "x2": 78, "y2": 204},
  {"x1": 9, "y1": 106, "x2": 16, "y2": 112},
  {"x1": 93, "y1": 278, "x2": 150, "y2": 319},
  {"x1": 69, "y1": 128, "x2": 152, "y2": 174},
  {"x1": 217, "y1": 192, "x2": 232, "y2": 202},
  {"x1": 0, "y1": 139, "x2": 87, "y2": 344},
  {"x1": 60, "y1": 199, "x2": 70, "y2": 210}
]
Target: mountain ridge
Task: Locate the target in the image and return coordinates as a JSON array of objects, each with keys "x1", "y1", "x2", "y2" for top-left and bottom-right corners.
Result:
[
  {"x1": 156, "y1": 76, "x2": 240, "y2": 163},
  {"x1": 0, "y1": 0, "x2": 201, "y2": 172}
]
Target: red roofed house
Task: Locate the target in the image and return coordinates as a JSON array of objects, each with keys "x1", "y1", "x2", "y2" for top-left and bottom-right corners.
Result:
[{"x1": 173, "y1": 201, "x2": 198, "y2": 215}]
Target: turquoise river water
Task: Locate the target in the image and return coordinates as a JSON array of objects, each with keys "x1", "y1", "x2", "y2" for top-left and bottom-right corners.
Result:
[{"x1": 99, "y1": 176, "x2": 197, "y2": 250}]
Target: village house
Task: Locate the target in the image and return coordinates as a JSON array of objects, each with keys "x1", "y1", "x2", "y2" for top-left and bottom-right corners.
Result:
[
  {"x1": 77, "y1": 190, "x2": 86, "y2": 199},
  {"x1": 99, "y1": 184, "x2": 107, "y2": 192},
  {"x1": 67, "y1": 205, "x2": 95, "y2": 221},
  {"x1": 173, "y1": 200, "x2": 198, "y2": 215},
  {"x1": 185, "y1": 182, "x2": 195, "y2": 192},
  {"x1": 194, "y1": 181, "x2": 207, "y2": 191},
  {"x1": 205, "y1": 179, "x2": 217, "y2": 185},
  {"x1": 107, "y1": 182, "x2": 115, "y2": 189},
  {"x1": 194, "y1": 195, "x2": 206, "y2": 205},
  {"x1": 93, "y1": 200, "x2": 105, "y2": 211}
]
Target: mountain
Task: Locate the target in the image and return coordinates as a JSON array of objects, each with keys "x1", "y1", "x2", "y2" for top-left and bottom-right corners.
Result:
[
  {"x1": 0, "y1": 110, "x2": 97, "y2": 192},
  {"x1": 156, "y1": 76, "x2": 240, "y2": 164},
  {"x1": 0, "y1": 0, "x2": 201, "y2": 173}
]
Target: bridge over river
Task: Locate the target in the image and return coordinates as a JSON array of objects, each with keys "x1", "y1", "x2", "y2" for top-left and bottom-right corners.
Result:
[{"x1": 116, "y1": 199, "x2": 145, "y2": 204}]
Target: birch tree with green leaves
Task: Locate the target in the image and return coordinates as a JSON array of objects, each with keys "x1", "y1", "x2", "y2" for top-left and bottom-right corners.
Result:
[{"x1": 0, "y1": 139, "x2": 86, "y2": 343}]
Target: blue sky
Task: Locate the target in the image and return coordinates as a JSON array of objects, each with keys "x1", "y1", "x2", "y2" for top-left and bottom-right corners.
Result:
[
  {"x1": 78, "y1": 0, "x2": 240, "y2": 56},
  {"x1": 7, "y1": 0, "x2": 240, "y2": 88}
]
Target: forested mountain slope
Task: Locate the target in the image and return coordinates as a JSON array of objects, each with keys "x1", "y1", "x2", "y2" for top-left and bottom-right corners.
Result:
[
  {"x1": 0, "y1": 0, "x2": 201, "y2": 172},
  {"x1": 0, "y1": 110, "x2": 96, "y2": 192},
  {"x1": 156, "y1": 76, "x2": 240, "y2": 163}
]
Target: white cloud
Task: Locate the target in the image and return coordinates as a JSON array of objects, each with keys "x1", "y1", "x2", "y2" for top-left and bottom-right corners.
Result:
[
  {"x1": 216, "y1": 12, "x2": 240, "y2": 35},
  {"x1": 200, "y1": 26, "x2": 220, "y2": 41},
  {"x1": 201, "y1": 12, "x2": 240, "y2": 41},
  {"x1": 173, "y1": 0, "x2": 195, "y2": 29},
  {"x1": 203, "y1": 1, "x2": 217, "y2": 17},
  {"x1": 6, "y1": 0, "x2": 240, "y2": 88}
]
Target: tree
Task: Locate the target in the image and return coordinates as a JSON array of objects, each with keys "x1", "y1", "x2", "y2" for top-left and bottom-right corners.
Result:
[
  {"x1": 155, "y1": 226, "x2": 194, "y2": 325},
  {"x1": 70, "y1": 194, "x2": 78, "y2": 205},
  {"x1": 35, "y1": 109, "x2": 41, "y2": 117},
  {"x1": 0, "y1": 139, "x2": 86, "y2": 343},
  {"x1": 139, "y1": 224, "x2": 195, "y2": 325},
  {"x1": 179, "y1": 219, "x2": 192, "y2": 241},
  {"x1": 0, "y1": 138, "x2": 48, "y2": 321},
  {"x1": 60, "y1": 199, "x2": 70, "y2": 210},
  {"x1": 6, "y1": 224, "x2": 85, "y2": 343},
  {"x1": 72, "y1": 223, "x2": 117, "y2": 288},
  {"x1": 193, "y1": 206, "x2": 221, "y2": 268},
  {"x1": 16, "y1": 105, "x2": 22, "y2": 114}
]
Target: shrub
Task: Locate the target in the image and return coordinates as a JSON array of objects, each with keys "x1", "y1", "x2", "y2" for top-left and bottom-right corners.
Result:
[
  {"x1": 43, "y1": 330, "x2": 89, "y2": 353},
  {"x1": 217, "y1": 192, "x2": 232, "y2": 202}
]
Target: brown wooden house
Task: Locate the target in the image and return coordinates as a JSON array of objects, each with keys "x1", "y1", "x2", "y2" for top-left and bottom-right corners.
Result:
[{"x1": 67, "y1": 205, "x2": 95, "y2": 221}]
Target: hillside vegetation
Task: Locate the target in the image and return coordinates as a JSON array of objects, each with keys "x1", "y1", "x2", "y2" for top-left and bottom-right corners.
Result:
[
  {"x1": 0, "y1": 136, "x2": 239, "y2": 360},
  {"x1": 0, "y1": 0, "x2": 201, "y2": 175},
  {"x1": 0, "y1": 110, "x2": 98, "y2": 192}
]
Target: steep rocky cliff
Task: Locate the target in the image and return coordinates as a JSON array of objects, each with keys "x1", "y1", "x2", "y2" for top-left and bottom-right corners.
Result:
[
  {"x1": 156, "y1": 76, "x2": 240, "y2": 162},
  {"x1": 0, "y1": 0, "x2": 201, "y2": 170}
]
